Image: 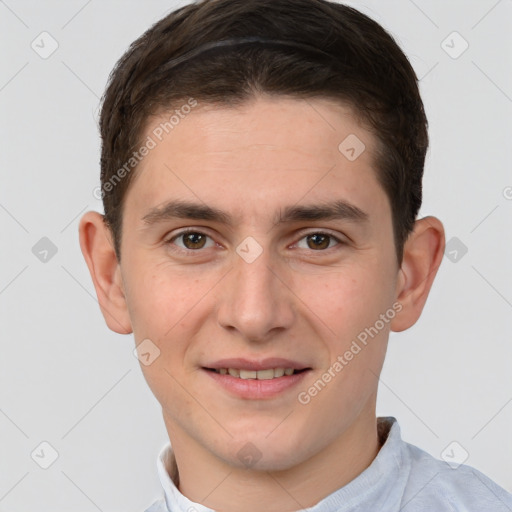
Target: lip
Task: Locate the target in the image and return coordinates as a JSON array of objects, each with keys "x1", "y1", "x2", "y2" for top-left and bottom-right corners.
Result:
[{"x1": 202, "y1": 358, "x2": 312, "y2": 400}]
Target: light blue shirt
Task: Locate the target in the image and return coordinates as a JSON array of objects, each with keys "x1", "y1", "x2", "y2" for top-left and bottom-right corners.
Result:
[{"x1": 145, "y1": 417, "x2": 512, "y2": 511}]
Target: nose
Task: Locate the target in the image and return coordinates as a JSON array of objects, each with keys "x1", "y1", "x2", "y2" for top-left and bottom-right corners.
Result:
[{"x1": 216, "y1": 246, "x2": 295, "y2": 343}]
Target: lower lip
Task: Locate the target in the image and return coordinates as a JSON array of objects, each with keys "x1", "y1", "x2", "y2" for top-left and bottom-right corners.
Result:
[{"x1": 203, "y1": 369, "x2": 310, "y2": 399}]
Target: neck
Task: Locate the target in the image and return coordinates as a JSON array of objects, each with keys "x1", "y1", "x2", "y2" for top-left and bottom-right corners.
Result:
[{"x1": 164, "y1": 406, "x2": 381, "y2": 512}]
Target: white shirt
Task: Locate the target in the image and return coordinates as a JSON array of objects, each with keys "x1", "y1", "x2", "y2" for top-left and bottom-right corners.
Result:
[{"x1": 144, "y1": 417, "x2": 512, "y2": 511}]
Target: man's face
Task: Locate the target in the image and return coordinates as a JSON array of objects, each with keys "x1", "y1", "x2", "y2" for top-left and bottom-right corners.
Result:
[{"x1": 119, "y1": 96, "x2": 401, "y2": 470}]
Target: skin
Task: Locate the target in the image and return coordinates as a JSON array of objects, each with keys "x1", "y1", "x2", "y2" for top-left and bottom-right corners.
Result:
[{"x1": 79, "y1": 95, "x2": 445, "y2": 512}]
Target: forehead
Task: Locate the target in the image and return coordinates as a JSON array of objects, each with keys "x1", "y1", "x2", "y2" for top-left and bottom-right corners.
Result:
[
  {"x1": 142, "y1": 96, "x2": 373, "y2": 168},
  {"x1": 124, "y1": 95, "x2": 389, "y2": 222}
]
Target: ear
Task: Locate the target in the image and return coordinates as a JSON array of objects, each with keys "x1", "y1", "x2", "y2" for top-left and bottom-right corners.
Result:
[
  {"x1": 391, "y1": 216, "x2": 445, "y2": 332},
  {"x1": 78, "y1": 211, "x2": 132, "y2": 334}
]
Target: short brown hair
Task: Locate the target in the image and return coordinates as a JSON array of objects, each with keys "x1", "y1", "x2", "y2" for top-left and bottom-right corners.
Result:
[{"x1": 99, "y1": 0, "x2": 428, "y2": 263}]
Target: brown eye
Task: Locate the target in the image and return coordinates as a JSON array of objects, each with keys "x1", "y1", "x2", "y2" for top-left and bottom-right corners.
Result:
[
  {"x1": 306, "y1": 233, "x2": 332, "y2": 250},
  {"x1": 165, "y1": 229, "x2": 217, "y2": 255},
  {"x1": 181, "y1": 232, "x2": 207, "y2": 249}
]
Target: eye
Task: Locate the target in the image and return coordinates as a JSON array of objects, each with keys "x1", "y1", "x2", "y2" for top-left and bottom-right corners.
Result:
[
  {"x1": 167, "y1": 230, "x2": 215, "y2": 251},
  {"x1": 296, "y1": 232, "x2": 341, "y2": 251}
]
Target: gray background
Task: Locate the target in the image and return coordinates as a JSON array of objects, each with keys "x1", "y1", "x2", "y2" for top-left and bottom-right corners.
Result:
[{"x1": 1, "y1": 0, "x2": 511, "y2": 510}]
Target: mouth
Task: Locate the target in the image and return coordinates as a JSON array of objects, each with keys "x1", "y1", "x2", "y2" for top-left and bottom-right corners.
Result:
[
  {"x1": 204, "y1": 367, "x2": 309, "y2": 380},
  {"x1": 201, "y1": 359, "x2": 312, "y2": 399}
]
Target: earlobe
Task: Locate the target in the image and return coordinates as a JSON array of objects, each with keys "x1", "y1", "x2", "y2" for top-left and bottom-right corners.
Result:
[
  {"x1": 78, "y1": 211, "x2": 133, "y2": 335},
  {"x1": 391, "y1": 216, "x2": 445, "y2": 332}
]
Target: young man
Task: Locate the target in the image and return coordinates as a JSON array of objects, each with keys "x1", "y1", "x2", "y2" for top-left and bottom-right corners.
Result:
[{"x1": 79, "y1": 0, "x2": 512, "y2": 510}]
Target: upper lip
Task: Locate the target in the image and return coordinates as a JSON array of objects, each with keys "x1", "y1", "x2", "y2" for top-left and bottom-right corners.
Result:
[{"x1": 204, "y1": 358, "x2": 310, "y2": 371}]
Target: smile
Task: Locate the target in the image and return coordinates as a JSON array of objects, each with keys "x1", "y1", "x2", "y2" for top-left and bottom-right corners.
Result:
[
  {"x1": 203, "y1": 364, "x2": 311, "y2": 399},
  {"x1": 211, "y1": 367, "x2": 304, "y2": 379}
]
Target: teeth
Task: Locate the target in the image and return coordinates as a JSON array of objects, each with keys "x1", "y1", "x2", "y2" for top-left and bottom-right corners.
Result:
[
  {"x1": 255, "y1": 369, "x2": 274, "y2": 380},
  {"x1": 240, "y1": 369, "x2": 257, "y2": 379},
  {"x1": 215, "y1": 367, "x2": 298, "y2": 379},
  {"x1": 273, "y1": 368, "x2": 285, "y2": 377}
]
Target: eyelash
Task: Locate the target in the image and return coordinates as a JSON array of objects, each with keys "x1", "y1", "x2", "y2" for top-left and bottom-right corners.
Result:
[{"x1": 164, "y1": 228, "x2": 345, "y2": 255}]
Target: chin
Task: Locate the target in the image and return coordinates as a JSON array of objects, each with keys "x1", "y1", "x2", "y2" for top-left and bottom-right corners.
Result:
[{"x1": 219, "y1": 429, "x2": 312, "y2": 472}]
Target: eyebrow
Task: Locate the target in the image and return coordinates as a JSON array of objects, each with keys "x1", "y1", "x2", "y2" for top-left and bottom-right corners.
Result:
[
  {"x1": 278, "y1": 201, "x2": 368, "y2": 224},
  {"x1": 141, "y1": 199, "x2": 369, "y2": 227},
  {"x1": 142, "y1": 200, "x2": 232, "y2": 226}
]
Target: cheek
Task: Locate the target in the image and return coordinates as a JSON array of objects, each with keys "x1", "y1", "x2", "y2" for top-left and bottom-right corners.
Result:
[
  {"x1": 123, "y1": 258, "x2": 220, "y2": 341},
  {"x1": 123, "y1": 268, "x2": 172, "y2": 337},
  {"x1": 296, "y1": 263, "x2": 394, "y2": 338},
  {"x1": 306, "y1": 269, "x2": 391, "y2": 410}
]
